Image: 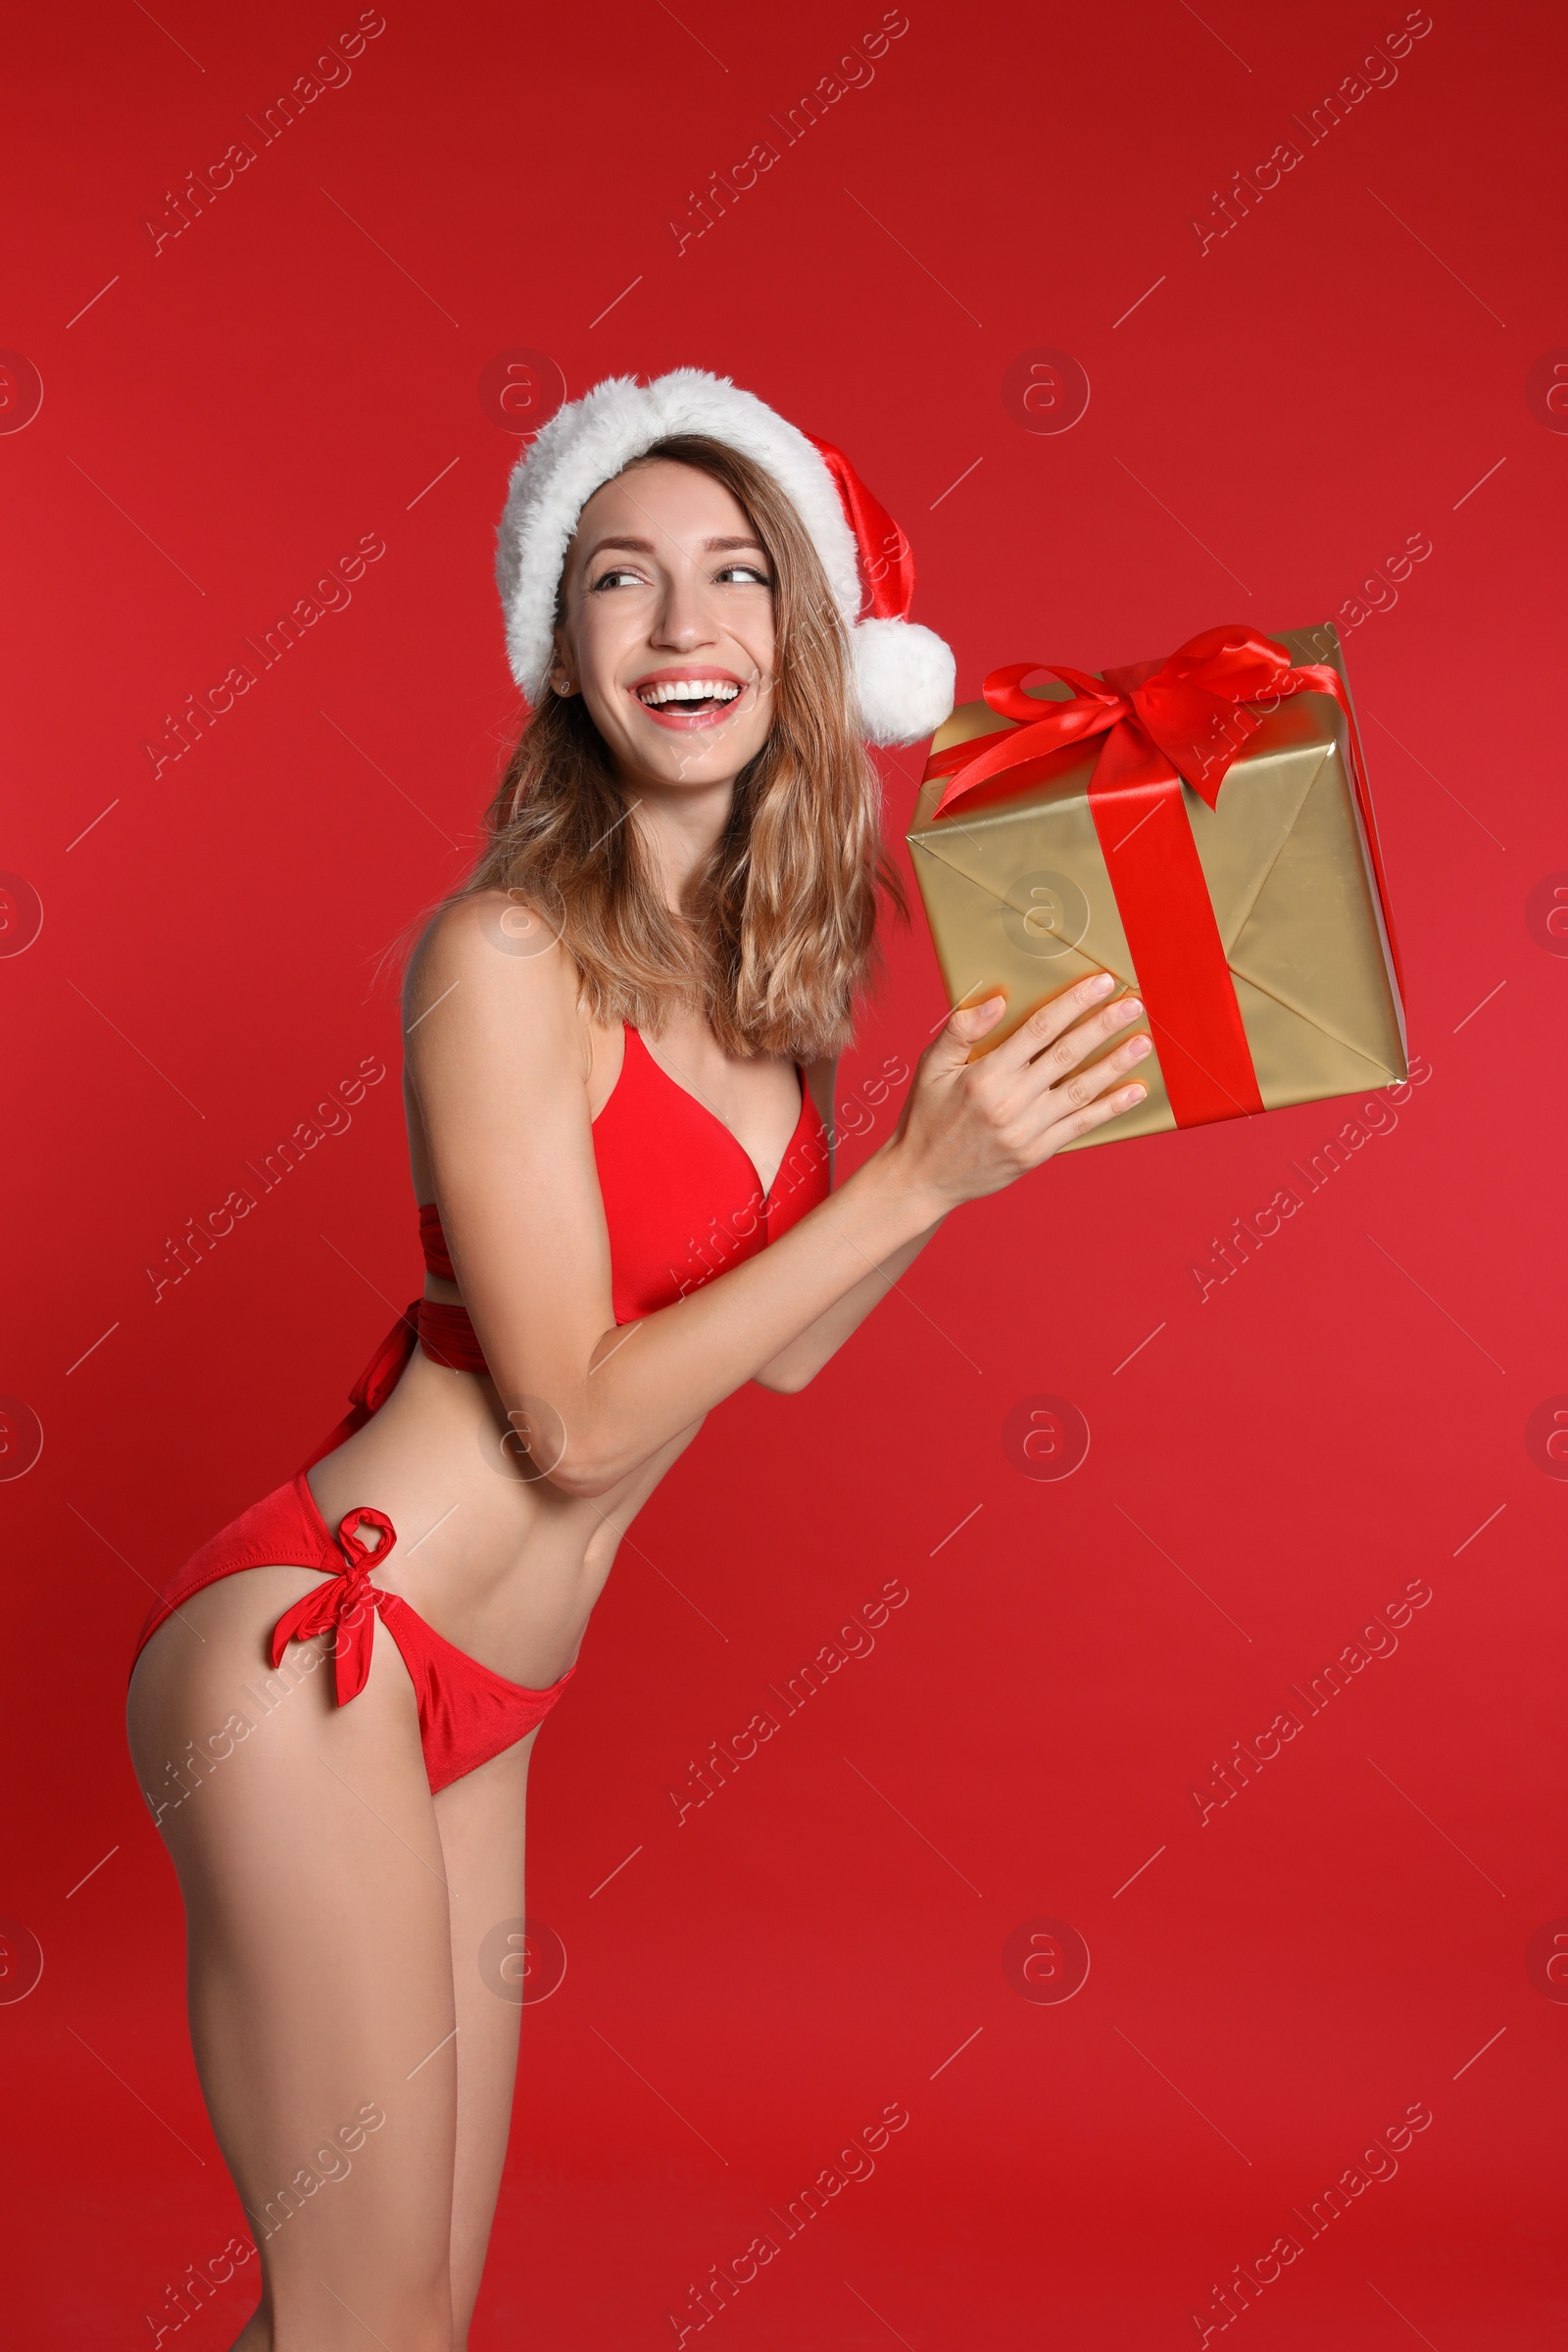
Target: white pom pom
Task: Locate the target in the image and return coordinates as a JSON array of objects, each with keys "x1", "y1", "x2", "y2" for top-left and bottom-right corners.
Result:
[{"x1": 852, "y1": 616, "x2": 956, "y2": 748}]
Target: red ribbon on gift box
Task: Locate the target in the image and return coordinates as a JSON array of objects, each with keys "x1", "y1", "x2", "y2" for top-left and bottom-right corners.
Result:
[{"x1": 920, "y1": 626, "x2": 1403, "y2": 1129}]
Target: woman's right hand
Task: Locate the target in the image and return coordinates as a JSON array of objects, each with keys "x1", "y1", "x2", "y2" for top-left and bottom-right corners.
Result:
[{"x1": 889, "y1": 975, "x2": 1152, "y2": 1211}]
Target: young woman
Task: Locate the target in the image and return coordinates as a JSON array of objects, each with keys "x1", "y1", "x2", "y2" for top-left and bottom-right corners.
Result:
[{"x1": 125, "y1": 370, "x2": 1152, "y2": 2351}]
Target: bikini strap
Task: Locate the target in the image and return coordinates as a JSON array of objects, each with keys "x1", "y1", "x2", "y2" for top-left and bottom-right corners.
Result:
[
  {"x1": 269, "y1": 1504, "x2": 400, "y2": 1705},
  {"x1": 333, "y1": 1505, "x2": 398, "y2": 1572}
]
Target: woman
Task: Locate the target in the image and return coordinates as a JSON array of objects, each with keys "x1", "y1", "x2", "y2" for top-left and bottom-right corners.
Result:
[{"x1": 126, "y1": 369, "x2": 1152, "y2": 2351}]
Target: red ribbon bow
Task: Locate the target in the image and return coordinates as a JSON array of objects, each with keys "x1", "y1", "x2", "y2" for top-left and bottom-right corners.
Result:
[
  {"x1": 270, "y1": 1504, "x2": 400, "y2": 1706},
  {"x1": 921, "y1": 626, "x2": 1400, "y2": 1129}
]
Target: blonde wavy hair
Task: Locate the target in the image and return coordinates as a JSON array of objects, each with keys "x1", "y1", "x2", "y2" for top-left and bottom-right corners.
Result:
[{"x1": 448, "y1": 433, "x2": 906, "y2": 1062}]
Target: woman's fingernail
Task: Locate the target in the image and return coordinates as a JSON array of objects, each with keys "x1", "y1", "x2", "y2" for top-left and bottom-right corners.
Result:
[
  {"x1": 1093, "y1": 973, "x2": 1115, "y2": 994},
  {"x1": 1122, "y1": 998, "x2": 1144, "y2": 1016},
  {"x1": 1125, "y1": 1084, "x2": 1147, "y2": 1102}
]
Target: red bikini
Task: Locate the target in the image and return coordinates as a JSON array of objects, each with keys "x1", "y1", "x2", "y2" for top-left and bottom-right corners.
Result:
[{"x1": 129, "y1": 1028, "x2": 831, "y2": 1792}]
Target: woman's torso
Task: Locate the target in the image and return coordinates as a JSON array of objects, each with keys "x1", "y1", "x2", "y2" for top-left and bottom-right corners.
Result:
[{"x1": 304, "y1": 1004, "x2": 830, "y2": 1689}]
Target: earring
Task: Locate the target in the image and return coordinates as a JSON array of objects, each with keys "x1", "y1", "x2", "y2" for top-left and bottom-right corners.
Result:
[{"x1": 554, "y1": 677, "x2": 575, "y2": 697}]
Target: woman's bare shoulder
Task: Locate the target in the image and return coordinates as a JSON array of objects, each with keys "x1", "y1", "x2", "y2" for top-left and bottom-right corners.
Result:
[{"x1": 402, "y1": 890, "x2": 589, "y2": 1092}]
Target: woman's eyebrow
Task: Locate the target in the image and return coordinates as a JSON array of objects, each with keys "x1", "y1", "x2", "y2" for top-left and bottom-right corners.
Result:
[
  {"x1": 583, "y1": 535, "x2": 657, "y2": 559},
  {"x1": 582, "y1": 533, "x2": 768, "y2": 561}
]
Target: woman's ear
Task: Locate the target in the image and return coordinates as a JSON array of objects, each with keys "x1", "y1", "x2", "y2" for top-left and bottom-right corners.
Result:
[{"x1": 549, "y1": 625, "x2": 576, "y2": 697}]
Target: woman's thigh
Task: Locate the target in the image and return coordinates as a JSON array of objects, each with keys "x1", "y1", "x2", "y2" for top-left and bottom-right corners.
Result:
[
  {"x1": 127, "y1": 1566, "x2": 461, "y2": 2351},
  {"x1": 434, "y1": 1735, "x2": 533, "y2": 2341}
]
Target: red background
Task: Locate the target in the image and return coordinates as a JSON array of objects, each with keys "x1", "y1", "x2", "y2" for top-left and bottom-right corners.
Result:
[{"x1": 4, "y1": 0, "x2": 1564, "y2": 2343}]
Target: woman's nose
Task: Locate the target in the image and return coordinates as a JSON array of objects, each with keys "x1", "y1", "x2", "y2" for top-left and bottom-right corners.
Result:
[{"x1": 651, "y1": 563, "x2": 716, "y2": 648}]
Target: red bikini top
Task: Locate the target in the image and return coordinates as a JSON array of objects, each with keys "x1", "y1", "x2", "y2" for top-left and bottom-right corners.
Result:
[{"x1": 415, "y1": 1024, "x2": 831, "y2": 1374}]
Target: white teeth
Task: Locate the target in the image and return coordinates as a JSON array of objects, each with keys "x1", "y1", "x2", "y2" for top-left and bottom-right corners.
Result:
[{"x1": 636, "y1": 679, "x2": 742, "y2": 707}]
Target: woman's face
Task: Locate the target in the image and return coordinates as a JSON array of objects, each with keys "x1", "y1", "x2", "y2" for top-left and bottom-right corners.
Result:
[{"x1": 553, "y1": 460, "x2": 777, "y2": 791}]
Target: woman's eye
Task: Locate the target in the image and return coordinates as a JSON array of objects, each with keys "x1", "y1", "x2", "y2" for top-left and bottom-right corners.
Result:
[{"x1": 590, "y1": 563, "x2": 770, "y2": 591}]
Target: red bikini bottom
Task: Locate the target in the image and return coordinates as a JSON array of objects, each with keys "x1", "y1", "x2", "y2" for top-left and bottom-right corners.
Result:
[{"x1": 127, "y1": 1305, "x2": 574, "y2": 1793}]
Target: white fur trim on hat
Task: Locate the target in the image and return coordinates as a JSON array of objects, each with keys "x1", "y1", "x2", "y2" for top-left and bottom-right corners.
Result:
[
  {"x1": 852, "y1": 615, "x2": 956, "y2": 748},
  {"x1": 494, "y1": 368, "x2": 954, "y2": 747}
]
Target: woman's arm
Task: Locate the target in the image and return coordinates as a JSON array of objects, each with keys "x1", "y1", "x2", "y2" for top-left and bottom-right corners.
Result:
[
  {"x1": 751, "y1": 1054, "x2": 951, "y2": 1393},
  {"x1": 404, "y1": 896, "x2": 1150, "y2": 1496},
  {"x1": 750, "y1": 1219, "x2": 948, "y2": 1393}
]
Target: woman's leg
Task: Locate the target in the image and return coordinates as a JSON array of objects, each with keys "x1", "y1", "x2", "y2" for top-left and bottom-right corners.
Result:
[
  {"x1": 127, "y1": 1565, "x2": 462, "y2": 2352},
  {"x1": 433, "y1": 1737, "x2": 533, "y2": 2345}
]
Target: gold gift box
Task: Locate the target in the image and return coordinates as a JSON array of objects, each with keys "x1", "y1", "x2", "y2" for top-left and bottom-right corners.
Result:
[{"x1": 906, "y1": 623, "x2": 1407, "y2": 1149}]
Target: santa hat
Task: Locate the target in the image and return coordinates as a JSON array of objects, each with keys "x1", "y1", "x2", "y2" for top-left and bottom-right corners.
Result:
[{"x1": 494, "y1": 368, "x2": 955, "y2": 748}]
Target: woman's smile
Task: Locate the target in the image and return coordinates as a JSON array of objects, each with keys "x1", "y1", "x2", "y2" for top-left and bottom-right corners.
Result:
[{"x1": 629, "y1": 664, "x2": 749, "y2": 729}]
